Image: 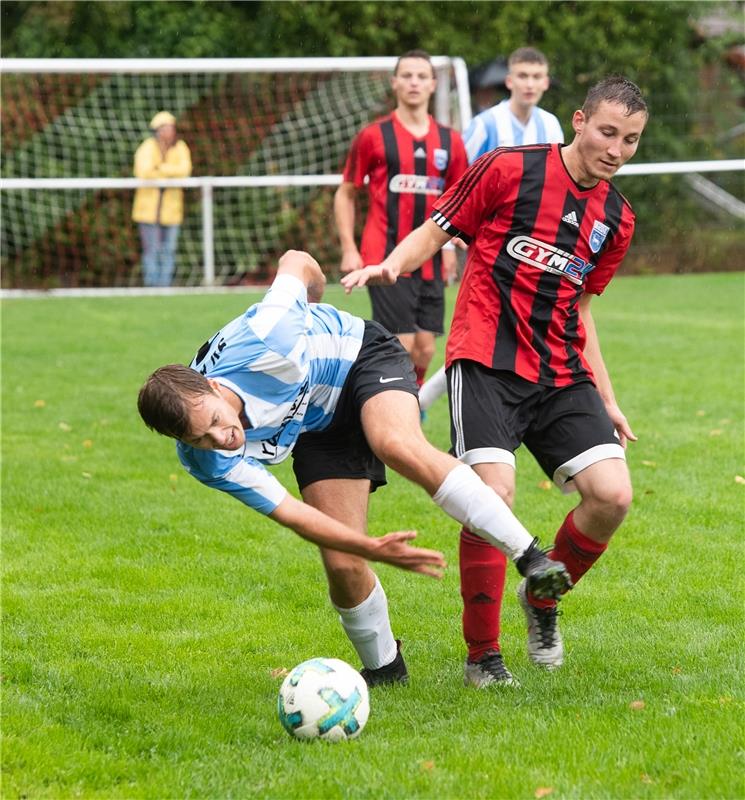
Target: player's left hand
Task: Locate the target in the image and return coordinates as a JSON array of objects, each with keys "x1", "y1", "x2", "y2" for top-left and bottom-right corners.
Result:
[{"x1": 606, "y1": 402, "x2": 637, "y2": 448}]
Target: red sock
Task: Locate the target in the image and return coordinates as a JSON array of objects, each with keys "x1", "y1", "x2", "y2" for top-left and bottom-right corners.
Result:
[
  {"x1": 529, "y1": 510, "x2": 608, "y2": 609},
  {"x1": 414, "y1": 365, "x2": 427, "y2": 389},
  {"x1": 459, "y1": 527, "x2": 507, "y2": 661}
]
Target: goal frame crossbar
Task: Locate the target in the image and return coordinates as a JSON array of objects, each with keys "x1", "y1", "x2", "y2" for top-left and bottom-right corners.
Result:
[{"x1": 0, "y1": 56, "x2": 473, "y2": 134}]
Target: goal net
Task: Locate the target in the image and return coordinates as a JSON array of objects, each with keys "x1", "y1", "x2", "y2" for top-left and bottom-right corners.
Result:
[{"x1": 0, "y1": 57, "x2": 471, "y2": 290}]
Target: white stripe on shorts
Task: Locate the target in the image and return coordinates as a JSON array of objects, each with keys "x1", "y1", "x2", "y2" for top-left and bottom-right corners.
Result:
[
  {"x1": 450, "y1": 361, "x2": 465, "y2": 457},
  {"x1": 461, "y1": 447, "x2": 516, "y2": 468},
  {"x1": 553, "y1": 442, "x2": 626, "y2": 494}
]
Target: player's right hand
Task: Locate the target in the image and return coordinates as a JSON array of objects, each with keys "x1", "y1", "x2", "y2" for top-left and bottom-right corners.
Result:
[
  {"x1": 339, "y1": 250, "x2": 363, "y2": 274},
  {"x1": 369, "y1": 530, "x2": 446, "y2": 579},
  {"x1": 341, "y1": 264, "x2": 399, "y2": 294}
]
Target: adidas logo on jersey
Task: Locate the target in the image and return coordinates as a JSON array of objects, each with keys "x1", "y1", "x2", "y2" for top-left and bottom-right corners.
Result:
[
  {"x1": 562, "y1": 211, "x2": 579, "y2": 227},
  {"x1": 414, "y1": 147, "x2": 426, "y2": 158}
]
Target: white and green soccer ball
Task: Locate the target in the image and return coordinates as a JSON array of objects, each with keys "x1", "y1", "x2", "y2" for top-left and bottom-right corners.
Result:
[{"x1": 278, "y1": 657, "x2": 370, "y2": 742}]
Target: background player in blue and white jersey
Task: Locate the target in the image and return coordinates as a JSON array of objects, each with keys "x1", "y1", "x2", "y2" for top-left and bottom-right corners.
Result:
[
  {"x1": 418, "y1": 46, "x2": 564, "y2": 413},
  {"x1": 463, "y1": 46, "x2": 563, "y2": 163},
  {"x1": 138, "y1": 250, "x2": 570, "y2": 686}
]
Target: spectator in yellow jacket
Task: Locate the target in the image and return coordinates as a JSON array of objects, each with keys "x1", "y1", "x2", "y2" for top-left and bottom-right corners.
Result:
[{"x1": 132, "y1": 111, "x2": 192, "y2": 287}]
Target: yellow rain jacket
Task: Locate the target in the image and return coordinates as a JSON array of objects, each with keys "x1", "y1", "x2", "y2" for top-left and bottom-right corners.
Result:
[{"x1": 131, "y1": 138, "x2": 192, "y2": 225}]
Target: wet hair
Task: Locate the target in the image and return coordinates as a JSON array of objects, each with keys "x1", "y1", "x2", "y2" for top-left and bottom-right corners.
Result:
[
  {"x1": 394, "y1": 49, "x2": 434, "y2": 77},
  {"x1": 508, "y1": 47, "x2": 549, "y2": 68},
  {"x1": 137, "y1": 364, "x2": 212, "y2": 439},
  {"x1": 583, "y1": 75, "x2": 648, "y2": 119}
]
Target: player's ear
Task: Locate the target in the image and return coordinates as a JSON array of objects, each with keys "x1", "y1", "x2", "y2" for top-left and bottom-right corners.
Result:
[
  {"x1": 505, "y1": 74, "x2": 514, "y2": 92},
  {"x1": 572, "y1": 109, "x2": 586, "y2": 136},
  {"x1": 206, "y1": 378, "x2": 222, "y2": 394}
]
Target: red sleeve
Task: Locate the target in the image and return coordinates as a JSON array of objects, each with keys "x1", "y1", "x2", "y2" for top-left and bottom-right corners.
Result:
[
  {"x1": 431, "y1": 150, "x2": 504, "y2": 243},
  {"x1": 585, "y1": 204, "x2": 635, "y2": 295},
  {"x1": 445, "y1": 131, "x2": 468, "y2": 188},
  {"x1": 342, "y1": 127, "x2": 372, "y2": 188}
]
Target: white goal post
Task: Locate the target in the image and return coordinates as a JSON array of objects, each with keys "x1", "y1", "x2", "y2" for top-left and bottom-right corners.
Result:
[{"x1": 0, "y1": 57, "x2": 471, "y2": 291}]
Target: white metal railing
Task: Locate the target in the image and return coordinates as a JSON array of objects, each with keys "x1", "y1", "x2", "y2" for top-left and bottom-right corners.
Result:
[{"x1": 1, "y1": 159, "x2": 742, "y2": 286}]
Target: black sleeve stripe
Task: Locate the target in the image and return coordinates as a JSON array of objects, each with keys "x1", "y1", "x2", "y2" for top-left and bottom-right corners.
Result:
[{"x1": 430, "y1": 210, "x2": 472, "y2": 244}]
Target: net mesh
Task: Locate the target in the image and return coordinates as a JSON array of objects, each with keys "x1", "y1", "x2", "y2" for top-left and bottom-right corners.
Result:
[{"x1": 1, "y1": 66, "x2": 461, "y2": 288}]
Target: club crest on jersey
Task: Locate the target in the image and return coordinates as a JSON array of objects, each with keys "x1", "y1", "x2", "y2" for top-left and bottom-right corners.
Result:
[
  {"x1": 589, "y1": 220, "x2": 610, "y2": 253},
  {"x1": 433, "y1": 148, "x2": 449, "y2": 170},
  {"x1": 506, "y1": 235, "x2": 596, "y2": 286},
  {"x1": 389, "y1": 174, "x2": 445, "y2": 195}
]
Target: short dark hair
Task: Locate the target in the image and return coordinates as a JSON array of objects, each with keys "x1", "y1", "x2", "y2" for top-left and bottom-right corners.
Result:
[
  {"x1": 508, "y1": 47, "x2": 549, "y2": 68},
  {"x1": 137, "y1": 364, "x2": 213, "y2": 439},
  {"x1": 394, "y1": 49, "x2": 434, "y2": 77},
  {"x1": 583, "y1": 76, "x2": 648, "y2": 119}
]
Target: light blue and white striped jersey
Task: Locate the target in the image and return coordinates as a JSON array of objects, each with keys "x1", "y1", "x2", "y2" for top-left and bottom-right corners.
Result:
[
  {"x1": 177, "y1": 273, "x2": 365, "y2": 515},
  {"x1": 464, "y1": 100, "x2": 564, "y2": 163}
]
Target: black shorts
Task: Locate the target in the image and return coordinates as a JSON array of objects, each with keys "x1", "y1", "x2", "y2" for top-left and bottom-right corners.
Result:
[
  {"x1": 447, "y1": 360, "x2": 625, "y2": 491},
  {"x1": 292, "y1": 321, "x2": 419, "y2": 492},
  {"x1": 368, "y1": 273, "x2": 445, "y2": 335}
]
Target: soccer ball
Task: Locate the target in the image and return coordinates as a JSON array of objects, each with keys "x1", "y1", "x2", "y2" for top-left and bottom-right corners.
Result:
[{"x1": 278, "y1": 657, "x2": 370, "y2": 742}]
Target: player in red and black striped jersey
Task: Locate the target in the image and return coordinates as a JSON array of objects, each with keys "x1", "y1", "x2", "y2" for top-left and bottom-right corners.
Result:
[
  {"x1": 335, "y1": 50, "x2": 468, "y2": 391},
  {"x1": 342, "y1": 76, "x2": 649, "y2": 687}
]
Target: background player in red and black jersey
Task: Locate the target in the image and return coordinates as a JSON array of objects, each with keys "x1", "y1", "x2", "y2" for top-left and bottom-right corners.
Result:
[
  {"x1": 334, "y1": 50, "x2": 468, "y2": 393},
  {"x1": 343, "y1": 76, "x2": 649, "y2": 687}
]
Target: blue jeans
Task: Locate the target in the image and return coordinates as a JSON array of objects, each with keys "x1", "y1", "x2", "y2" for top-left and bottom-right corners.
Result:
[{"x1": 139, "y1": 223, "x2": 181, "y2": 286}]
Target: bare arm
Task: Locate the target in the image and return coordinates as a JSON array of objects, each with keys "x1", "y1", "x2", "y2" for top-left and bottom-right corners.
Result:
[
  {"x1": 341, "y1": 219, "x2": 452, "y2": 293},
  {"x1": 334, "y1": 182, "x2": 363, "y2": 273},
  {"x1": 269, "y1": 493, "x2": 446, "y2": 578},
  {"x1": 276, "y1": 249, "x2": 326, "y2": 303},
  {"x1": 579, "y1": 293, "x2": 636, "y2": 447}
]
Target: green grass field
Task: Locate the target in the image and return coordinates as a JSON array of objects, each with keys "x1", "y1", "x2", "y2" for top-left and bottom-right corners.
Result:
[{"x1": 2, "y1": 273, "x2": 744, "y2": 799}]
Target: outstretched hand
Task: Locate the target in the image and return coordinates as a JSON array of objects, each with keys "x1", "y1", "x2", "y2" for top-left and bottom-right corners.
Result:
[
  {"x1": 369, "y1": 530, "x2": 446, "y2": 579},
  {"x1": 605, "y1": 402, "x2": 637, "y2": 448},
  {"x1": 341, "y1": 264, "x2": 399, "y2": 294}
]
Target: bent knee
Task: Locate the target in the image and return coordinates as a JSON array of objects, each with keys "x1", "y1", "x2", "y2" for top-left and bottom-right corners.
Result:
[
  {"x1": 587, "y1": 481, "x2": 633, "y2": 520},
  {"x1": 374, "y1": 430, "x2": 421, "y2": 467},
  {"x1": 413, "y1": 345, "x2": 436, "y2": 365},
  {"x1": 322, "y1": 550, "x2": 371, "y2": 584},
  {"x1": 488, "y1": 482, "x2": 514, "y2": 508}
]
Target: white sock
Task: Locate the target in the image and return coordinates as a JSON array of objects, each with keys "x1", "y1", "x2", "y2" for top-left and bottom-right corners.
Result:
[
  {"x1": 418, "y1": 365, "x2": 448, "y2": 411},
  {"x1": 433, "y1": 463, "x2": 534, "y2": 560},
  {"x1": 333, "y1": 576, "x2": 397, "y2": 670}
]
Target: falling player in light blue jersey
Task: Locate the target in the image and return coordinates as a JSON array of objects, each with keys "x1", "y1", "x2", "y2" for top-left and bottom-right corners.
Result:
[{"x1": 138, "y1": 250, "x2": 570, "y2": 687}]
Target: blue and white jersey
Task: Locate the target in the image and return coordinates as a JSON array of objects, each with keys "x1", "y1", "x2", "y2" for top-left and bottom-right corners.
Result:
[
  {"x1": 464, "y1": 100, "x2": 564, "y2": 163},
  {"x1": 177, "y1": 273, "x2": 365, "y2": 515}
]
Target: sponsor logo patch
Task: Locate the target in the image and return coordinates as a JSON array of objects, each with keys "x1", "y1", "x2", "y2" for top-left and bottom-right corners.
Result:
[
  {"x1": 389, "y1": 174, "x2": 445, "y2": 195},
  {"x1": 506, "y1": 235, "x2": 596, "y2": 285},
  {"x1": 589, "y1": 220, "x2": 610, "y2": 253}
]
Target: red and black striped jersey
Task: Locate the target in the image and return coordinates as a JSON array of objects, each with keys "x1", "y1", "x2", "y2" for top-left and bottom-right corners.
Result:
[
  {"x1": 343, "y1": 112, "x2": 467, "y2": 281},
  {"x1": 431, "y1": 143, "x2": 636, "y2": 387}
]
